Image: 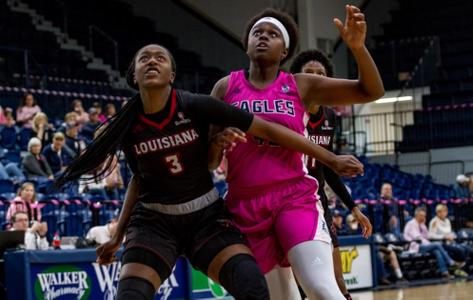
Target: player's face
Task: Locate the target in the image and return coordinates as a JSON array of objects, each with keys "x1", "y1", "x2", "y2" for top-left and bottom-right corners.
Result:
[
  {"x1": 134, "y1": 45, "x2": 175, "y2": 89},
  {"x1": 302, "y1": 61, "x2": 327, "y2": 76},
  {"x1": 247, "y1": 22, "x2": 288, "y2": 65}
]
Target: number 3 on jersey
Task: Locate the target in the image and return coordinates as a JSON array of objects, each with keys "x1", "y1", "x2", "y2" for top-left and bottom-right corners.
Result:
[{"x1": 165, "y1": 154, "x2": 184, "y2": 175}]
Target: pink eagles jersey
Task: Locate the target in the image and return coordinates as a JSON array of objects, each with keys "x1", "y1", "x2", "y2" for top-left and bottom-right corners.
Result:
[{"x1": 223, "y1": 70, "x2": 312, "y2": 197}]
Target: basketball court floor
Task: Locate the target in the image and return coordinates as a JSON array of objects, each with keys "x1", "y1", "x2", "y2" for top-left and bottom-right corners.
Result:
[{"x1": 351, "y1": 281, "x2": 472, "y2": 300}]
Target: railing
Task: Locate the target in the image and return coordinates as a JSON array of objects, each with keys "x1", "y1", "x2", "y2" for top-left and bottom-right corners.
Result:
[
  {"x1": 341, "y1": 110, "x2": 414, "y2": 156},
  {"x1": 341, "y1": 105, "x2": 473, "y2": 156},
  {"x1": 88, "y1": 25, "x2": 119, "y2": 71},
  {"x1": 0, "y1": 46, "x2": 48, "y2": 88},
  {"x1": 54, "y1": 0, "x2": 68, "y2": 34},
  {"x1": 395, "y1": 36, "x2": 441, "y2": 111}
]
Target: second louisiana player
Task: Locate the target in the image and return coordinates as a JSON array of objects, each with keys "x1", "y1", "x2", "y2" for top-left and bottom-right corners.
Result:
[{"x1": 291, "y1": 49, "x2": 373, "y2": 300}]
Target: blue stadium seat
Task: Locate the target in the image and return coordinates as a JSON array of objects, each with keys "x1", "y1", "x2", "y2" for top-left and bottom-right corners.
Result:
[
  {"x1": 18, "y1": 128, "x2": 32, "y2": 151},
  {"x1": 0, "y1": 127, "x2": 18, "y2": 150},
  {"x1": 0, "y1": 179, "x2": 14, "y2": 194}
]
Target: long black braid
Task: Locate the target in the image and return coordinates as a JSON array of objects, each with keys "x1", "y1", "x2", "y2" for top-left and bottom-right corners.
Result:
[{"x1": 55, "y1": 44, "x2": 177, "y2": 188}]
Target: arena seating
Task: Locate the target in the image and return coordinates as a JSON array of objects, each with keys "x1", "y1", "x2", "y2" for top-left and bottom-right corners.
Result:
[{"x1": 367, "y1": 0, "x2": 473, "y2": 151}]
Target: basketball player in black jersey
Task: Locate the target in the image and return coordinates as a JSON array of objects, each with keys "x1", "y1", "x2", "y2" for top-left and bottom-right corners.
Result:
[
  {"x1": 56, "y1": 44, "x2": 364, "y2": 300},
  {"x1": 290, "y1": 49, "x2": 373, "y2": 300}
]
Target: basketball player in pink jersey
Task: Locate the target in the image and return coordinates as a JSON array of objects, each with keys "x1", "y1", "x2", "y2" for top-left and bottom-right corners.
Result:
[{"x1": 209, "y1": 5, "x2": 384, "y2": 300}]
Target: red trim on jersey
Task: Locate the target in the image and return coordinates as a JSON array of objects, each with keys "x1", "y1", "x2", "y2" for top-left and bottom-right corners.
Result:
[
  {"x1": 308, "y1": 110, "x2": 325, "y2": 129},
  {"x1": 139, "y1": 89, "x2": 176, "y2": 129}
]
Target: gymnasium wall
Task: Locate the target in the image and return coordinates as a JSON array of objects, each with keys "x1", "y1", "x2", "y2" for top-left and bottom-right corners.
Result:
[{"x1": 120, "y1": 0, "x2": 248, "y2": 73}]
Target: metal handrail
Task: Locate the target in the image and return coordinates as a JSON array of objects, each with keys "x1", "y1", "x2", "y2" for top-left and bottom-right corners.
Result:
[
  {"x1": 88, "y1": 25, "x2": 119, "y2": 70},
  {"x1": 0, "y1": 46, "x2": 47, "y2": 87}
]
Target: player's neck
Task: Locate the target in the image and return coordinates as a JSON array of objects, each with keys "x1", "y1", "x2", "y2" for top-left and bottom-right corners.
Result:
[
  {"x1": 140, "y1": 86, "x2": 172, "y2": 114},
  {"x1": 248, "y1": 62, "x2": 279, "y2": 89}
]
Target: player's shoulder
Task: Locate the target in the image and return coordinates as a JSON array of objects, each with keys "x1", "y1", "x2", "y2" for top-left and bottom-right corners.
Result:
[{"x1": 211, "y1": 76, "x2": 231, "y2": 100}]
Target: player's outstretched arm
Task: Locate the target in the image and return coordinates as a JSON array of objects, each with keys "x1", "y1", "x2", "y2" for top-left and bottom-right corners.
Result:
[
  {"x1": 96, "y1": 175, "x2": 139, "y2": 265},
  {"x1": 248, "y1": 117, "x2": 364, "y2": 177},
  {"x1": 295, "y1": 5, "x2": 384, "y2": 106}
]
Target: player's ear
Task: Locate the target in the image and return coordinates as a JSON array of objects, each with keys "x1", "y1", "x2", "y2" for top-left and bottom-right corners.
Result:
[{"x1": 170, "y1": 72, "x2": 176, "y2": 84}]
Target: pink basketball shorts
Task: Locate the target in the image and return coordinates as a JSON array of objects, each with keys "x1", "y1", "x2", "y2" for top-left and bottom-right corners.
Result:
[{"x1": 225, "y1": 176, "x2": 331, "y2": 274}]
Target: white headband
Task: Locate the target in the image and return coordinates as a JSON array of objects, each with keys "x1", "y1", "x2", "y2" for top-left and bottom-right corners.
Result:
[{"x1": 251, "y1": 17, "x2": 290, "y2": 48}]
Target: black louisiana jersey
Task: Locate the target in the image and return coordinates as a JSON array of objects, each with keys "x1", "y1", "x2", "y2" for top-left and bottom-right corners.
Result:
[
  {"x1": 122, "y1": 89, "x2": 253, "y2": 205},
  {"x1": 306, "y1": 106, "x2": 337, "y2": 187}
]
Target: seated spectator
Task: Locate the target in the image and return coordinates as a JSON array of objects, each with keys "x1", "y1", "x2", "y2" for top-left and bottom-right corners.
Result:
[
  {"x1": 379, "y1": 183, "x2": 401, "y2": 235},
  {"x1": 346, "y1": 214, "x2": 363, "y2": 235},
  {"x1": 6, "y1": 182, "x2": 42, "y2": 223},
  {"x1": 0, "y1": 161, "x2": 25, "y2": 182},
  {"x1": 10, "y1": 212, "x2": 49, "y2": 250},
  {"x1": 71, "y1": 99, "x2": 89, "y2": 125},
  {"x1": 31, "y1": 112, "x2": 55, "y2": 145},
  {"x1": 92, "y1": 102, "x2": 107, "y2": 123},
  {"x1": 78, "y1": 154, "x2": 122, "y2": 200},
  {"x1": 59, "y1": 111, "x2": 79, "y2": 132},
  {"x1": 16, "y1": 93, "x2": 41, "y2": 128},
  {"x1": 21, "y1": 137, "x2": 53, "y2": 180},
  {"x1": 80, "y1": 108, "x2": 102, "y2": 143},
  {"x1": 380, "y1": 244, "x2": 407, "y2": 284},
  {"x1": 42, "y1": 132, "x2": 74, "y2": 177},
  {"x1": 429, "y1": 204, "x2": 472, "y2": 262},
  {"x1": 0, "y1": 105, "x2": 6, "y2": 124},
  {"x1": 1, "y1": 107, "x2": 16, "y2": 127},
  {"x1": 86, "y1": 218, "x2": 117, "y2": 245},
  {"x1": 333, "y1": 209, "x2": 348, "y2": 236},
  {"x1": 454, "y1": 174, "x2": 470, "y2": 198},
  {"x1": 102, "y1": 155, "x2": 124, "y2": 200},
  {"x1": 404, "y1": 207, "x2": 466, "y2": 279},
  {"x1": 65, "y1": 121, "x2": 86, "y2": 157},
  {"x1": 105, "y1": 103, "x2": 116, "y2": 119}
]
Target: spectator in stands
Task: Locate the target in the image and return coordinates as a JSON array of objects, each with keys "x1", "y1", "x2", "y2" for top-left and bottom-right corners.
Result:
[
  {"x1": 10, "y1": 212, "x2": 49, "y2": 250},
  {"x1": 429, "y1": 204, "x2": 472, "y2": 261},
  {"x1": 80, "y1": 107, "x2": 102, "y2": 143},
  {"x1": 71, "y1": 99, "x2": 89, "y2": 125},
  {"x1": 21, "y1": 137, "x2": 53, "y2": 180},
  {"x1": 404, "y1": 207, "x2": 466, "y2": 278},
  {"x1": 59, "y1": 111, "x2": 79, "y2": 133},
  {"x1": 376, "y1": 245, "x2": 407, "y2": 284},
  {"x1": 1, "y1": 107, "x2": 16, "y2": 127},
  {"x1": 92, "y1": 102, "x2": 107, "y2": 123},
  {"x1": 380, "y1": 182, "x2": 401, "y2": 235},
  {"x1": 78, "y1": 154, "x2": 123, "y2": 200},
  {"x1": 454, "y1": 174, "x2": 470, "y2": 198},
  {"x1": 346, "y1": 214, "x2": 362, "y2": 235},
  {"x1": 42, "y1": 132, "x2": 74, "y2": 177},
  {"x1": 105, "y1": 103, "x2": 116, "y2": 119},
  {"x1": 0, "y1": 105, "x2": 6, "y2": 124},
  {"x1": 31, "y1": 112, "x2": 55, "y2": 145},
  {"x1": 0, "y1": 161, "x2": 25, "y2": 183},
  {"x1": 333, "y1": 209, "x2": 348, "y2": 236},
  {"x1": 86, "y1": 218, "x2": 118, "y2": 245},
  {"x1": 103, "y1": 154, "x2": 124, "y2": 200},
  {"x1": 6, "y1": 182, "x2": 42, "y2": 223},
  {"x1": 65, "y1": 121, "x2": 86, "y2": 157},
  {"x1": 16, "y1": 93, "x2": 41, "y2": 128}
]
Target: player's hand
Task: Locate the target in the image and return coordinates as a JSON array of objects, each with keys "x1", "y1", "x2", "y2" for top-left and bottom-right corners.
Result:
[
  {"x1": 352, "y1": 207, "x2": 372, "y2": 238},
  {"x1": 212, "y1": 127, "x2": 247, "y2": 152},
  {"x1": 334, "y1": 5, "x2": 366, "y2": 50},
  {"x1": 332, "y1": 155, "x2": 364, "y2": 177},
  {"x1": 96, "y1": 238, "x2": 121, "y2": 265}
]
